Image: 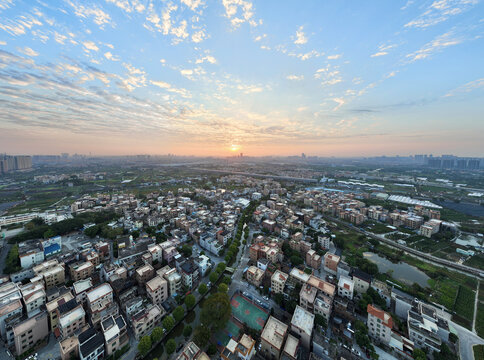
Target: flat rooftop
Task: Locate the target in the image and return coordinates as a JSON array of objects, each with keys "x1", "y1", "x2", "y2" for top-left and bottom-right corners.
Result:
[
  {"x1": 261, "y1": 316, "x2": 288, "y2": 351},
  {"x1": 291, "y1": 305, "x2": 315, "y2": 336}
]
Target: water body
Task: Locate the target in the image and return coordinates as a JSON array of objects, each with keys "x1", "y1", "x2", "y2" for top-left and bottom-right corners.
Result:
[
  {"x1": 363, "y1": 252, "x2": 430, "y2": 288},
  {"x1": 437, "y1": 201, "x2": 484, "y2": 218}
]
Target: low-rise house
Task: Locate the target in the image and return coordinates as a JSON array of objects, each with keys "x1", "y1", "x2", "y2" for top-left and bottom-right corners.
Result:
[
  {"x1": 135, "y1": 264, "x2": 155, "y2": 285},
  {"x1": 60, "y1": 336, "x2": 79, "y2": 360},
  {"x1": 323, "y1": 253, "x2": 340, "y2": 275},
  {"x1": 352, "y1": 269, "x2": 371, "y2": 295},
  {"x1": 73, "y1": 278, "x2": 93, "y2": 304},
  {"x1": 163, "y1": 268, "x2": 182, "y2": 297},
  {"x1": 337, "y1": 275, "x2": 354, "y2": 300},
  {"x1": 101, "y1": 315, "x2": 129, "y2": 356},
  {"x1": 282, "y1": 334, "x2": 300, "y2": 360},
  {"x1": 78, "y1": 327, "x2": 105, "y2": 360},
  {"x1": 70, "y1": 262, "x2": 94, "y2": 282},
  {"x1": 132, "y1": 304, "x2": 164, "y2": 340},
  {"x1": 176, "y1": 341, "x2": 210, "y2": 360},
  {"x1": 45, "y1": 291, "x2": 74, "y2": 332},
  {"x1": 246, "y1": 266, "x2": 264, "y2": 287}
]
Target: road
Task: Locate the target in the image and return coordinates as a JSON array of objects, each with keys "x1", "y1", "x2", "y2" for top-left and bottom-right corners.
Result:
[
  {"x1": 322, "y1": 215, "x2": 484, "y2": 279},
  {"x1": 452, "y1": 322, "x2": 484, "y2": 360},
  {"x1": 473, "y1": 281, "x2": 480, "y2": 333}
]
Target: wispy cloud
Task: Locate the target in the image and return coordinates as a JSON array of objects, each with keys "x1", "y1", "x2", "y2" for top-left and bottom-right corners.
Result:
[
  {"x1": 104, "y1": 52, "x2": 120, "y2": 61},
  {"x1": 18, "y1": 47, "x2": 39, "y2": 57},
  {"x1": 445, "y1": 78, "x2": 484, "y2": 97},
  {"x1": 294, "y1": 26, "x2": 308, "y2": 45},
  {"x1": 327, "y1": 54, "x2": 342, "y2": 60},
  {"x1": 405, "y1": 0, "x2": 478, "y2": 28},
  {"x1": 405, "y1": 31, "x2": 462, "y2": 62},
  {"x1": 66, "y1": 0, "x2": 114, "y2": 29},
  {"x1": 106, "y1": 0, "x2": 146, "y2": 14},
  {"x1": 332, "y1": 98, "x2": 345, "y2": 111}
]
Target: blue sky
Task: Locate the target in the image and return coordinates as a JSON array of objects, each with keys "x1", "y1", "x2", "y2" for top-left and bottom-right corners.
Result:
[{"x1": 0, "y1": 0, "x2": 483, "y2": 156}]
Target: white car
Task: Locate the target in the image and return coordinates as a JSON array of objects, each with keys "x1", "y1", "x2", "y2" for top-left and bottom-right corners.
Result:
[{"x1": 351, "y1": 348, "x2": 360, "y2": 356}]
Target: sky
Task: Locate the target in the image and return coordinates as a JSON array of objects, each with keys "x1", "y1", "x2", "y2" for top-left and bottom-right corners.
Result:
[{"x1": 0, "y1": 0, "x2": 483, "y2": 157}]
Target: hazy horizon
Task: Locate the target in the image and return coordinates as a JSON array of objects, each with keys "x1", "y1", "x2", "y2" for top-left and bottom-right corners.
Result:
[{"x1": 1, "y1": 0, "x2": 483, "y2": 157}]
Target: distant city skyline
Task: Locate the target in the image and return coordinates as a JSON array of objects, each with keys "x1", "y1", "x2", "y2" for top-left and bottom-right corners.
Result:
[{"x1": 0, "y1": 0, "x2": 483, "y2": 156}]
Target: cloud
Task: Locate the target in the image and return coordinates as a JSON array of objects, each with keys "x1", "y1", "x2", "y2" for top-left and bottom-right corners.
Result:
[
  {"x1": 18, "y1": 47, "x2": 39, "y2": 57},
  {"x1": 445, "y1": 78, "x2": 484, "y2": 97},
  {"x1": 104, "y1": 52, "x2": 120, "y2": 61},
  {"x1": 83, "y1": 41, "x2": 99, "y2": 52},
  {"x1": 222, "y1": 0, "x2": 258, "y2": 29},
  {"x1": 66, "y1": 0, "x2": 114, "y2": 29},
  {"x1": 195, "y1": 55, "x2": 216, "y2": 64},
  {"x1": 294, "y1": 26, "x2": 308, "y2": 45},
  {"x1": 286, "y1": 75, "x2": 304, "y2": 81},
  {"x1": 292, "y1": 50, "x2": 324, "y2": 61},
  {"x1": 0, "y1": 0, "x2": 14, "y2": 11},
  {"x1": 405, "y1": 0, "x2": 478, "y2": 28},
  {"x1": 106, "y1": 0, "x2": 146, "y2": 13},
  {"x1": 0, "y1": 41, "x2": 6, "y2": 45},
  {"x1": 0, "y1": 13, "x2": 43, "y2": 36},
  {"x1": 254, "y1": 34, "x2": 266, "y2": 42},
  {"x1": 53, "y1": 32, "x2": 68, "y2": 44},
  {"x1": 406, "y1": 31, "x2": 462, "y2": 62},
  {"x1": 191, "y1": 30, "x2": 207, "y2": 43},
  {"x1": 327, "y1": 54, "x2": 341, "y2": 60},
  {"x1": 180, "y1": 0, "x2": 203, "y2": 12},
  {"x1": 151, "y1": 80, "x2": 171, "y2": 89},
  {"x1": 371, "y1": 51, "x2": 387, "y2": 57},
  {"x1": 180, "y1": 69, "x2": 194, "y2": 77}
]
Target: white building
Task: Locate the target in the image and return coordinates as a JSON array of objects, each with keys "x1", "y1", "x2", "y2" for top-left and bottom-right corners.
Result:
[{"x1": 337, "y1": 275, "x2": 354, "y2": 300}]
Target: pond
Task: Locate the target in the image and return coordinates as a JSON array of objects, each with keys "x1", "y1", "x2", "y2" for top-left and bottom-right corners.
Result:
[{"x1": 363, "y1": 252, "x2": 430, "y2": 288}]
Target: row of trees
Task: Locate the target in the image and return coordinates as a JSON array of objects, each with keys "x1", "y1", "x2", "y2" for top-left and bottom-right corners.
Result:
[{"x1": 11, "y1": 210, "x2": 119, "y2": 243}]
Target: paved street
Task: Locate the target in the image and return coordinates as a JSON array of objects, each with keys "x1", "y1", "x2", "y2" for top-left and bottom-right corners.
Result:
[{"x1": 452, "y1": 322, "x2": 484, "y2": 360}]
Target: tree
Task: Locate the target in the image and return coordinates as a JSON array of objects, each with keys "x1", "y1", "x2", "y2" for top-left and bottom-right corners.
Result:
[
  {"x1": 84, "y1": 225, "x2": 100, "y2": 238},
  {"x1": 209, "y1": 272, "x2": 219, "y2": 283},
  {"x1": 173, "y1": 306, "x2": 185, "y2": 322},
  {"x1": 137, "y1": 336, "x2": 152, "y2": 356},
  {"x1": 131, "y1": 230, "x2": 140, "y2": 239},
  {"x1": 193, "y1": 325, "x2": 210, "y2": 348},
  {"x1": 150, "y1": 327, "x2": 163, "y2": 344},
  {"x1": 180, "y1": 245, "x2": 192, "y2": 257},
  {"x1": 222, "y1": 276, "x2": 231, "y2": 285},
  {"x1": 274, "y1": 293, "x2": 284, "y2": 306},
  {"x1": 207, "y1": 344, "x2": 217, "y2": 355},
  {"x1": 43, "y1": 228, "x2": 56, "y2": 239},
  {"x1": 290, "y1": 255, "x2": 303, "y2": 266},
  {"x1": 216, "y1": 262, "x2": 226, "y2": 272},
  {"x1": 162, "y1": 315, "x2": 174, "y2": 331},
  {"x1": 199, "y1": 283, "x2": 208, "y2": 295},
  {"x1": 185, "y1": 294, "x2": 196, "y2": 309},
  {"x1": 218, "y1": 283, "x2": 228, "y2": 293},
  {"x1": 166, "y1": 339, "x2": 176, "y2": 355},
  {"x1": 183, "y1": 325, "x2": 192, "y2": 337},
  {"x1": 314, "y1": 314, "x2": 327, "y2": 328},
  {"x1": 201, "y1": 292, "x2": 231, "y2": 331},
  {"x1": 413, "y1": 349, "x2": 427, "y2": 360}
]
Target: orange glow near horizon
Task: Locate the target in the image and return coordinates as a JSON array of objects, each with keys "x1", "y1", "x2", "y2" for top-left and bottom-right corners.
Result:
[{"x1": 230, "y1": 144, "x2": 241, "y2": 152}]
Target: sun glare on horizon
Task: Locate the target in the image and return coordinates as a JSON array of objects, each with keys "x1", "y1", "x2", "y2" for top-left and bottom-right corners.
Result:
[{"x1": 230, "y1": 144, "x2": 241, "y2": 152}]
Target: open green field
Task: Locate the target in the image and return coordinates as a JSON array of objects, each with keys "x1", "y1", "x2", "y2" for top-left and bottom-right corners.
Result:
[
  {"x1": 451, "y1": 285, "x2": 475, "y2": 329},
  {"x1": 474, "y1": 345, "x2": 484, "y2": 360},
  {"x1": 476, "y1": 302, "x2": 484, "y2": 338}
]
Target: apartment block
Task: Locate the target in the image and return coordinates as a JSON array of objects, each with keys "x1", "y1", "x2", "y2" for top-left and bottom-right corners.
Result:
[
  {"x1": 367, "y1": 304, "x2": 393, "y2": 345},
  {"x1": 33, "y1": 260, "x2": 65, "y2": 289},
  {"x1": 176, "y1": 341, "x2": 210, "y2": 360},
  {"x1": 70, "y1": 261, "x2": 94, "y2": 282},
  {"x1": 146, "y1": 276, "x2": 169, "y2": 306},
  {"x1": 46, "y1": 291, "x2": 74, "y2": 332},
  {"x1": 337, "y1": 275, "x2": 354, "y2": 300},
  {"x1": 86, "y1": 283, "x2": 118, "y2": 325},
  {"x1": 132, "y1": 304, "x2": 164, "y2": 340},
  {"x1": 163, "y1": 268, "x2": 182, "y2": 297},
  {"x1": 260, "y1": 316, "x2": 288, "y2": 360},
  {"x1": 57, "y1": 299, "x2": 86, "y2": 338},
  {"x1": 11, "y1": 311, "x2": 49, "y2": 356},
  {"x1": 291, "y1": 305, "x2": 314, "y2": 349},
  {"x1": 271, "y1": 270, "x2": 288, "y2": 294},
  {"x1": 323, "y1": 253, "x2": 340, "y2": 275}
]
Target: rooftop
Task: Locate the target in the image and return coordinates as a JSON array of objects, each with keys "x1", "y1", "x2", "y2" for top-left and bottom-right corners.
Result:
[
  {"x1": 87, "y1": 283, "x2": 112, "y2": 303},
  {"x1": 367, "y1": 304, "x2": 393, "y2": 328},
  {"x1": 261, "y1": 316, "x2": 288, "y2": 351},
  {"x1": 291, "y1": 305, "x2": 315, "y2": 336}
]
